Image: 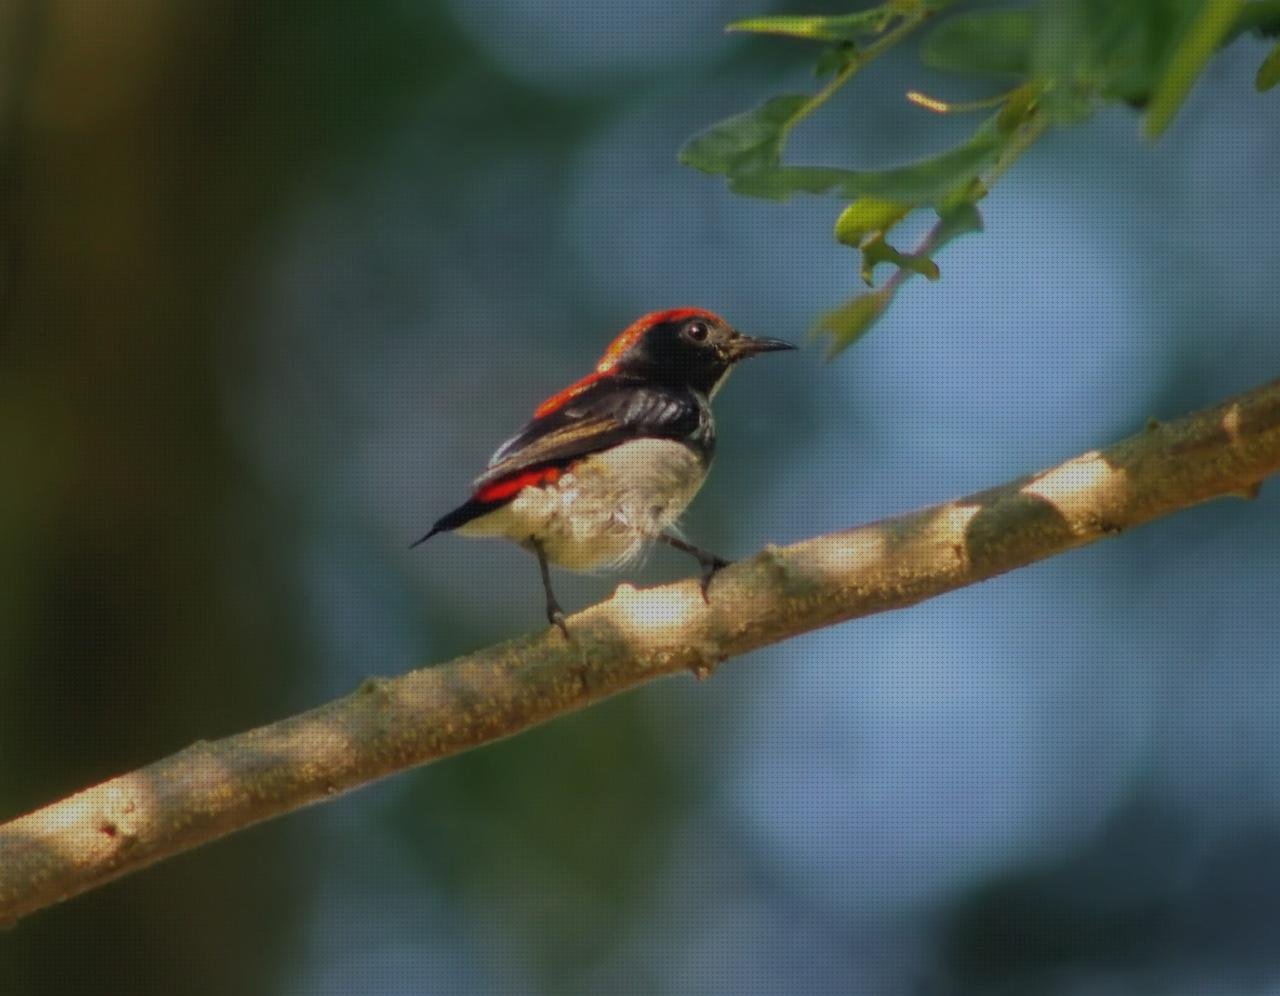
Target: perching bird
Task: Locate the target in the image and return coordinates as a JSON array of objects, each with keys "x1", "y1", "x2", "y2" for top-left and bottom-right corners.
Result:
[{"x1": 413, "y1": 308, "x2": 794, "y2": 634}]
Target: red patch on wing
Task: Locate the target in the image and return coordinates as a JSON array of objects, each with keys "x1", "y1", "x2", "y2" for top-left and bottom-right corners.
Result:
[
  {"x1": 474, "y1": 465, "x2": 562, "y2": 503},
  {"x1": 531, "y1": 308, "x2": 723, "y2": 418}
]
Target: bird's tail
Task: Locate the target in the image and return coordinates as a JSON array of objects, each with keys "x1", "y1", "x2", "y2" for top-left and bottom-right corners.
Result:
[
  {"x1": 410, "y1": 499, "x2": 492, "y2": 548},
  {"x1": 409, "y1": 527, "x2": 440, "y2": 549}
]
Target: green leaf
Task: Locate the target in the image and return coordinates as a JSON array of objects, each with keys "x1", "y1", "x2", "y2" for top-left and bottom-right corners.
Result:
[
  {"x1": 932, "y1": 200, "x2": 984, "y2": 243},
  {"x1": 678, "y1": 94, "x2": 811, "y2": 179},
  {"x1": 921, "y1": 10, "x2": 1036, "y2": 76},
  {"x1": 1023, "y1": 0, "x2": 1186, "y2": 116},
  {"x1": 1230, "y1": 0, "x2": 1280, "y2": 41},
  {"x1": 1145, "y1": 0, "x2": 1247, "y2": 137},
  {"x1": 834, "y1": 197, "x2": 911, "y2": 246},
  {"x1": 729, "y1": 9, "x2": 895, "y2": 44},
  {"x1": 737, "y1": 137, "x2": 998, "y2": 203},
  {"x1": 813, "y1": 287, "x2": 894, "y2": 355},
  {"x1": 1029, "y1": 0, "x2": 1095, "y2": 88},
  {"x1": 682, "y1": 106, "x2": 1006, "y2": 205},
  {"x1": 1258, "y1": 39, "x2": 1280, "y2": 89},
  {"x1": 813, "y1": 43, "x2": 856, "y2": 80},
  {"x1": 1038, "y1": 87, "x2": 1095, "y2": 124}
]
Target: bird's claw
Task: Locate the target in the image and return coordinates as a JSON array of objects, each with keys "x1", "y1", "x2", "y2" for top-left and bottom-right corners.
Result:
[
  {"x1": 547, "y1": 607, "x2": 569, "y2": 639},
  {"x1": 699, "y1": 557, "x2": 731, "y2": 603}
]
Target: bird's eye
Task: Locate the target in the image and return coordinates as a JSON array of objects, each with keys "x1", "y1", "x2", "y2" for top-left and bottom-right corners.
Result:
[{"x1": 683, "y1": 320, "x2": 709, "y2": 342}]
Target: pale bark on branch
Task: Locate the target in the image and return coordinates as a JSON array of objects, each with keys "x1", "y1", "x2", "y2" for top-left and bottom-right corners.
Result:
[{"x1": 3, "y1": 378, "x2": 1280, "y2": 926}]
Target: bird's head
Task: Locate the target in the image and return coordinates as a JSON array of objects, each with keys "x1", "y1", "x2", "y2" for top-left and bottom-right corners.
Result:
[{"x1": 598, "y1": 308, "x2": 794, "y2": 396}]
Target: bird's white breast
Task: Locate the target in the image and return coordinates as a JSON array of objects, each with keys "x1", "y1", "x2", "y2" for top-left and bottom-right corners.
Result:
[{"x1": 458, "y1": 439, "x2": 709, "y2": 571}]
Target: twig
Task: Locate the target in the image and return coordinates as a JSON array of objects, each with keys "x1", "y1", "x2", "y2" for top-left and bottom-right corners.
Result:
[{"x1": 2, "y1": 376, "x2": 1280, "y2": 925}]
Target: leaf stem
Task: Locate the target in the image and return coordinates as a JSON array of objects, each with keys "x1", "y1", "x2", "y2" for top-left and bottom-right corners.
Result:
[{"x1": 779, "y1": 10, "x2": 931, "y2": 146}]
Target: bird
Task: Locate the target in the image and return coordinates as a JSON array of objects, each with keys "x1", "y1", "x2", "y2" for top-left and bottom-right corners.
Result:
[{"x1": 413, "y1": 308, "x2": 795, "y2": 635}]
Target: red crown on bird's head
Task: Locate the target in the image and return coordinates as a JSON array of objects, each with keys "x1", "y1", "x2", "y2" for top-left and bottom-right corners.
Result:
[
  {"x1": 594, "y1": 307, "x2": 723, "y2": 372},
  {"x1": 532, "y1": 308, "x2": 724, "y2": 419}
]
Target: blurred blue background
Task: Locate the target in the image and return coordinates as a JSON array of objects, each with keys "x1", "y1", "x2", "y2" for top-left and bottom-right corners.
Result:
[{"x1": 4, "y1": 1, "x2": 1280, "y2": 994}]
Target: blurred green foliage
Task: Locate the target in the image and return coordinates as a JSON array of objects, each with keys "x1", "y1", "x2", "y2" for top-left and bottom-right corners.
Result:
[
  {"x1": 680, "y1": 0, "x2": 1280, "y2": 354},
  {"x1": 1258, "y1": 38, "x2": 1280, "y2": 86}
]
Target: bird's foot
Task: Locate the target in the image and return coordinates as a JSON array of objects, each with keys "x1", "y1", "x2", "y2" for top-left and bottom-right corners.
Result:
[
  {"x1": 547, "y1": 604, "x2": 569, "y2": 639},
  {"x1": 531, "y1": 536, "x2": 570, "y2": 638},
  {"x1": 657, "y1": 532, "x2": 731, "y2": 604},
  {"x1": 698, "y1": 555, "x2": 731, "y2": 602}
]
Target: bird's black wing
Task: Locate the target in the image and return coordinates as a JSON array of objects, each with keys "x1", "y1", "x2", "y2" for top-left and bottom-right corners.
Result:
[
  {"x1": 472, "y1": 379, "x2": 703, "y2": 492},
  {"x1": 414, "y1": 380, "x2": 704, "y2": 545}
]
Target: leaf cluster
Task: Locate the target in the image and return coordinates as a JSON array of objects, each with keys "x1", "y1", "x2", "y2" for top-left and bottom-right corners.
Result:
[{"x1": 679, "y1": 0, "x2": 1280, "y2": 355}]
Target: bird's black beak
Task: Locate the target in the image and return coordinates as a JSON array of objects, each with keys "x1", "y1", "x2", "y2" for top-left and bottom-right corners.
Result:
[{"x1": 727, "y1": 334, "x2": 797, "y2": 361}]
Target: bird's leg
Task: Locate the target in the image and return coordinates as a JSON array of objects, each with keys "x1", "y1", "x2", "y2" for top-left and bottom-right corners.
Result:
[
  {"x1": 659, "y1": 533, "x2": 731, "y2": 602},
  {"x1": 529, "y1": 538, "x2": 569, "y2": 638}
]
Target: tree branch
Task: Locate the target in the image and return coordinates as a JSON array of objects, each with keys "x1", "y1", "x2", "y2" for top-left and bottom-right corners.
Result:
[{"x1": 4, "y1": 377, "x2": 1280, "y2": 926}]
